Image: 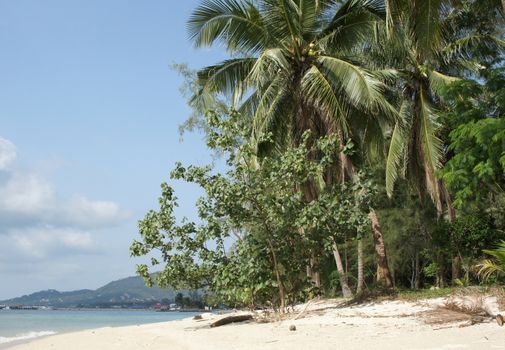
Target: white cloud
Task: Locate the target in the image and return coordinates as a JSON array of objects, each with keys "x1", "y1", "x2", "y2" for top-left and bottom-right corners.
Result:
[
  {"x1": 0, "y1": 137, "x2": 16, "y2": 170},
  {"x1": 0, "y1": 136, "x2": 131, "y2": 263},
  {"x1": 62, "y1": 195, "x2": 130, "y2": 228},
  {"x1": 1, "y1": 225, "x2": 94, "y2": 260},
  {"x1": 0, "y1": 173, "x2": 55, "y2": 216},
  {"x1": 0, "y1": 137, "x2": 130, "y2": 230}
]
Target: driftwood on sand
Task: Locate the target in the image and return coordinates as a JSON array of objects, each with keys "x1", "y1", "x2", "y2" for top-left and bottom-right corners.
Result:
[
  {"x1": 210, "y1": 314, "x2": 253, "y2": 328},
  {"x1": 496, "y1": 314, "x2": 504, "y2": 326}
]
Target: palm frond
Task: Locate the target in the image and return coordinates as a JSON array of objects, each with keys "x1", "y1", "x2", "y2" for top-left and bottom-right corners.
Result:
[
  {"x1": 412, "y1": 0, "x2": 443, "y2": 55},
  {"x1": 248, "y1": 48, "x2": 291, "y2": 84},
  {"x1": 477, "y1": 241, "x2": 505, "y2": 281},
  {"x1": 300, "y1": 65, "x2": 350, "y2": 135},
  {"x1": 443, "y1": 34, "x2": 505, "y2": 61},
  {"x1": 317, "y1": 55, "x2": 397, "y2": 121},
  {"x1": 318, "y1": 0, "x2": 384, "y2": 51},
  {"x1": 188, "y1": 0, "x2": 269, "y2": 53},
  {"x1": 419, "y1": 88, "x2": 443, "y2": 172},
  {"x1": 418, "y1": 88, "x2": 444, "y2": 211},
  {"x1": 428, "y1": 69, "x2": 459, "y2": 97},
  {"x1": 297, "y1": 0, "x2": 328, "y2": 39},
  {"x1": 385, "y1": 101, "x2": 410, "y2": 197},
  {"x1": 477, "y1": 259, "x2": 505, "y2": 281},
  {"x1": 237, "y1": 90, "x2": 260, "y2": 118},
  {"x1": 252, "y1": 76, "x2": 292, "y2": 142},
  {"x1": 197, "y1": 58, "x2": 257, "y2": 96},
  {"x1": 261, "y1": 0, "x2": 303, "y2": 50},
  {"x1": 484, "y1": 242, "x2": 505, "y2": 262}
]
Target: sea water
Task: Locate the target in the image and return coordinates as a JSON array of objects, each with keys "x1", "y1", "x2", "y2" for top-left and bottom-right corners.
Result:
[{"x1": 0, "y1": 309, "x2": 198, "y2": 346}]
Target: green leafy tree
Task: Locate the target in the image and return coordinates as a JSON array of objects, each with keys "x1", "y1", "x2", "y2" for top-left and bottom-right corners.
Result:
[
  {"x1": 431, "y1": 214, "x2": 501, "y2": 284},
  {"x1": 440, "y1": 69, "x2": 505, "y2": 208},
  {"x1": 131, "y1": 111, "x2": 375, "y2": 309},
  {"x1": 175, "y1": 293, "x2": 184, "y2": 307}
]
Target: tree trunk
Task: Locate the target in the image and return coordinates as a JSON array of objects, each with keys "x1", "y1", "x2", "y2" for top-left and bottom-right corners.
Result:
[
  {"x1": 445, "y1": 194, "x2": 456, "y2": 223},
  {"x1": 356, "y1": 240, "x2": 364, "y2": 294},
  {"x1": 436, "y1": 271, "x2": 445, "y2": 288},
  {"x1": 344, "y1": 239, "x2": 349, "y2": 274},
  {"x1": 443, "y1": 182, "x2": 459, "y2": 285},
  {"x1": 369, "y1": 210, "x2": 393, "y2": 288},
  {"x1": 410, "y1": 258, "x2": 416, "y2": 289},
  {"x1": 300, "y1": 178, "x2": 321, "y2": 289},
  {"x1": 502, "y1": 0, "x2": 505, "y2": 13},
  {"x1": 311, "y1": 257, "x2": 321, "y2": 289},
  {"x1": 415, "y1": 252, "x2": 421, "y2": 289},
  {"x1": 332, "y1": 241, "x2": 353, "y2": 298},
  {"x1": 266, "y1": 239, "x2": 286, "y2": 312},
  {"x1": 338, "y1": 146, "x2": 394, "y2": 289},
  {"x1": 306, "y1": 256, "x2": 321, "y2": 289},
  {"x1": 452, "y1": 254, "x2": 461, "y2": 285},
  {"x1": 436, "y1": 258, "x2": 445, "y2": 288}
]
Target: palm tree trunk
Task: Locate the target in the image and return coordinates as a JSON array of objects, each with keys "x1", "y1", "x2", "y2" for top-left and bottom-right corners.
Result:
[
  {"x1": 369, "y1": 209, "x2": 394, "y2": 288},
  {"x1": 332, "y1": 241, "x2": 353, "y2": 298},
  {"x1": 356, "y1": 240, "x2": 364, "y2": 294}
]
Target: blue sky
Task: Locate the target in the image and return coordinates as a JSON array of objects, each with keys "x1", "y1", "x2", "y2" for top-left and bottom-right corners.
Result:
[{"x1": 0, "y1": 0, "x2": 227, "y2": 299}]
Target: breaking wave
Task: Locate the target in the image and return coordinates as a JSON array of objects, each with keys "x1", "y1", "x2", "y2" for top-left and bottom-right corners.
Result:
[{"x1": 0, "y1": 331, "x2": 57, "y2": 344}]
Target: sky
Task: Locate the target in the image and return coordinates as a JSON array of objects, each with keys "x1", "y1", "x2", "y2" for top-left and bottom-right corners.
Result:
[{"x1": 0, "y1": 0, "x2": 228, "y2": 299}]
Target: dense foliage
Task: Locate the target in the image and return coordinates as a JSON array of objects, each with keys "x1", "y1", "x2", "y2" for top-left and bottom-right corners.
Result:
[
  {"x1": 440, "y1": 68, "x2": 505, "y2": 207},
  {"x1": 132, "y1": 0, "x2": 505, "y2": 308}
]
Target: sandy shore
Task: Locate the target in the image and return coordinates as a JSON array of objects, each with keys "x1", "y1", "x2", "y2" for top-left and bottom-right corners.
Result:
[{"x1": 6, "y1": 297, "x2": 505, "y2": 350}]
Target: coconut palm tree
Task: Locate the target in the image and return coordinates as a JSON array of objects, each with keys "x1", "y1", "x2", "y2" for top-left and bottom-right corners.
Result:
[
  {"x1": 188, "y1": 0, "x2": 397, "y2": 288},
  {"x1": 378, "y1": 0, "x2": 466, "y2": 288},
  {"x1": 381, "y1": 1, "x2": 454, "y2": 215},
  {"x1": 381, "y1": 0, "x2": 504, "y2": 285},
  {"x1": 383, "y1": 0, "x2": 504, "y2": 215}
]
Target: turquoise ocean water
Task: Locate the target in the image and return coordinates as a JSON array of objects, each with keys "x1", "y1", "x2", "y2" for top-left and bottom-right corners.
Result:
[{"x1": 0, "y1": 309, "x2": 198, "y2": 346}]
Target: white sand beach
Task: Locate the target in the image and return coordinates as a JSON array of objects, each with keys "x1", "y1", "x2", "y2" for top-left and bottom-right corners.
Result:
[{"x1": 7, "y1": 296, "x2": 505, "y2": 350}]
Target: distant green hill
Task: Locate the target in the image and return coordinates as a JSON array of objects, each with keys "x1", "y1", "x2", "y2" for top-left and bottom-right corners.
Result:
[{"x1": 0, "y1": 276, "x2": 187, "y2": 307}]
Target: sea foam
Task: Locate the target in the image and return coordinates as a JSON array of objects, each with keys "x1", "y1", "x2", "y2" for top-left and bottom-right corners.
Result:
[{"x1": 0, "y1": 331, "x2": 57, "y2": 344}]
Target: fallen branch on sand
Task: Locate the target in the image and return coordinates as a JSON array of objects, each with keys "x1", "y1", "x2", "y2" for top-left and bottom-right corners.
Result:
[
  {"x1": 210, "y1": 314, "x2": 253, "y2": 328},
  {"x1": 292, "y1": 298, "x2": 315, "y2": 321}
]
